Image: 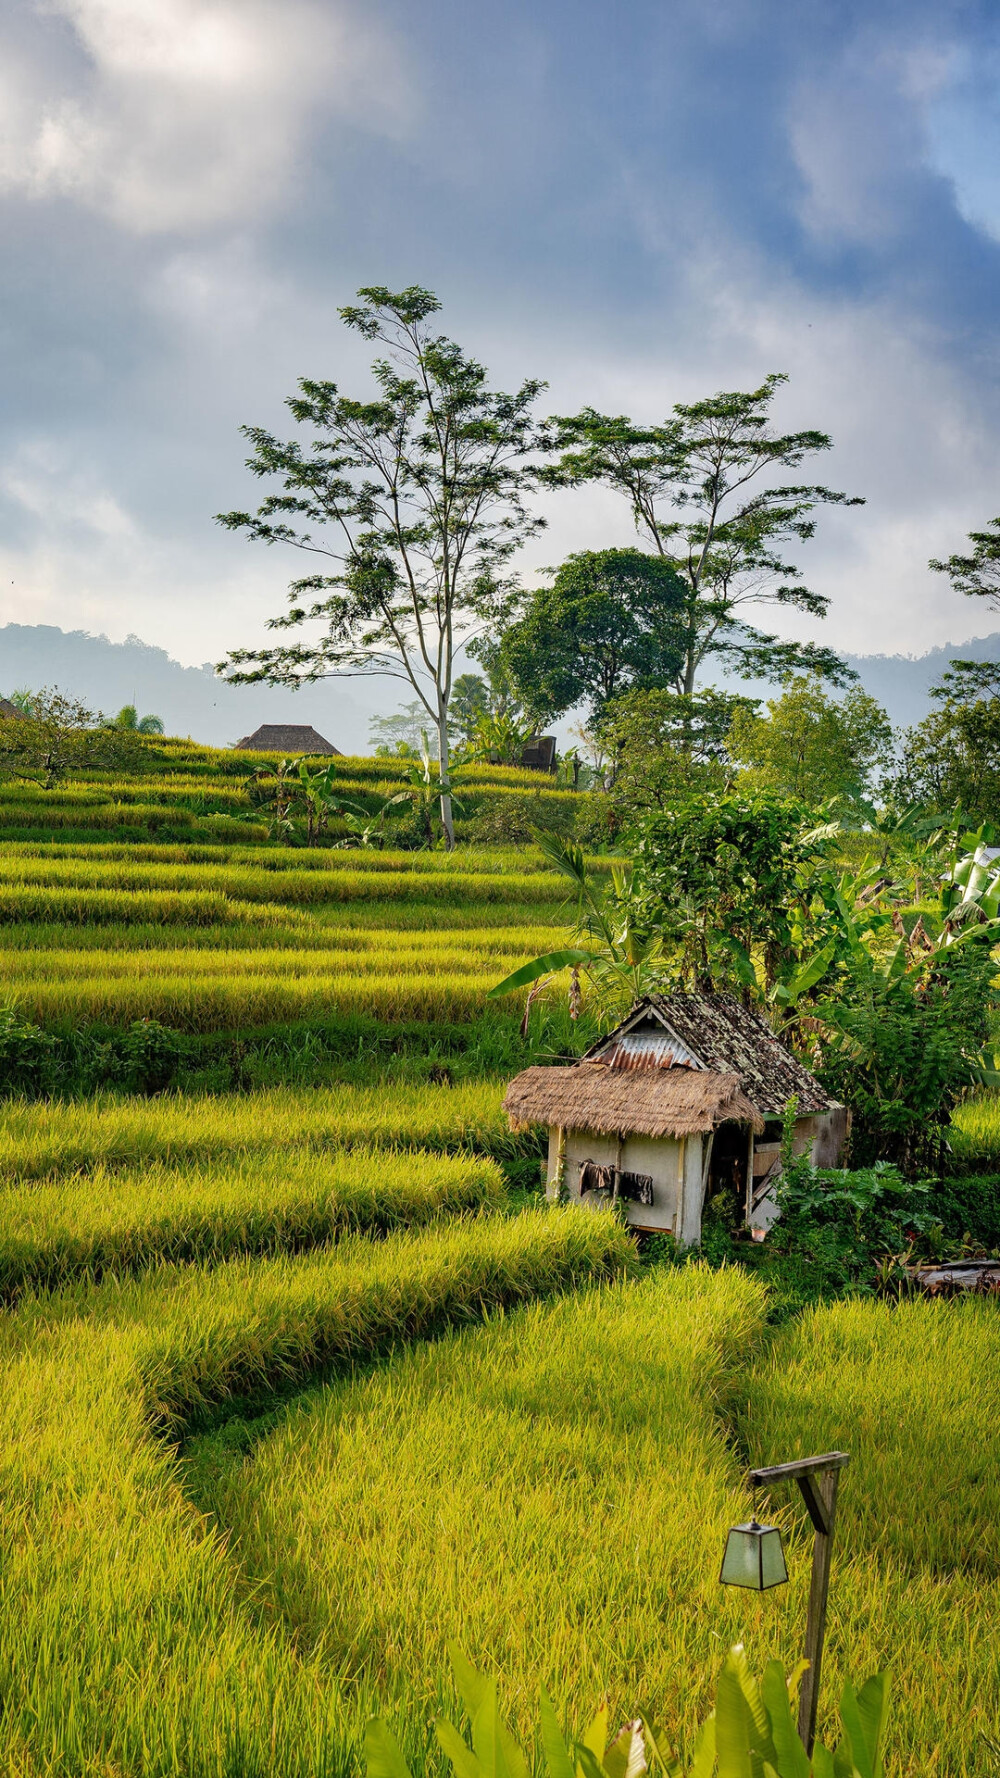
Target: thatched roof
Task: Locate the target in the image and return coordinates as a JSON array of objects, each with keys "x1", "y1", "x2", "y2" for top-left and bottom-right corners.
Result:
[
  {"x1": 235, "y1": 724, "x2": 340, "y2": 755},
  {"x1": 503, "y1": 1062, "x2": 764, "y2": 1139},
  {"x1": 586, "y1": 993, "x2": 839, "y2": 1117},
  {"x1": 0, "y1": 698, "x2": 24, "y2": 720}
]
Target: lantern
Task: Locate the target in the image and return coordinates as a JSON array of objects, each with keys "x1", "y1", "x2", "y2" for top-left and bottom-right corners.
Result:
[{"x1": 719, "y1": 1517, "x2": 788, "y2": 1591}]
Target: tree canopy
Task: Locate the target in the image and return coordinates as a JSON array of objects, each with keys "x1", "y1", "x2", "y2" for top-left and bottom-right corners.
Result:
[
  {"x1": 542, "y1": 375, "x2": 860, "y2": 695},
  {"x1": 593, "y1": 687, "x2": 753, "y2": 817},
  {"x1": 893, "y1": 661, "x2": 1000, "y2": 821},
  {"x1": 497, "y1": 548, "x2": 686, "y2": 724},
  {"x1": 726, "y1": 675, "x2": 894, "y2": 806}
]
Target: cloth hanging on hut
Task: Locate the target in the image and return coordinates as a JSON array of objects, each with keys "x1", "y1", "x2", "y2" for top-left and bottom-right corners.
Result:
[
  {"x1": 577, "y1": 1162, "x2": 654, "y2": 1205},
  {"x1": 619, "y1": 1170, "x2": 655, "y2": 1206},
  {"x1": 578, "y1": 1160, "x2": 615, "y2": 1194}
]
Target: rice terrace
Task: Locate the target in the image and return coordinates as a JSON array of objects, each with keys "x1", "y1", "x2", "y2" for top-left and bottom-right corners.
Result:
[
  {"x1": 0, "y1": 694, "x2": 992, "y2": 1778},
  {"x1": 8, "y1": 28, "x2": 1000, "y2": 1766}
]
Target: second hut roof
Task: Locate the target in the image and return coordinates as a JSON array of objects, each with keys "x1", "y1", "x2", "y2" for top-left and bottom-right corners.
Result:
[{"x1": 503, "y1": 1062, "x2": 764, "y2": 1139}]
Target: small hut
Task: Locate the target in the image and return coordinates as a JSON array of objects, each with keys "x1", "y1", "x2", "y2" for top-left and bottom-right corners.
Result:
[
  {"x1": 235, "y1": 724, "x2": 340, "y2": 755},
  {"x1": 503, "y1": 992, "x2": 847, "y2": 1243},
  {"x1": 519, "y1": 735, "x2": 557, "y2": 774}
]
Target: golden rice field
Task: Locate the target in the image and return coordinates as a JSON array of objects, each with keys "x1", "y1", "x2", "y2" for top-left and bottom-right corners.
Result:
[{"x1": 0, "y1": 738, "x2": 996, "y2": 1777}]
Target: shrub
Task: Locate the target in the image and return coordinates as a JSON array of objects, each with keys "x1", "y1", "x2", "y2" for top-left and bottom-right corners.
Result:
[
  {"x1": 465, "y1": 790, "x2": 581, "y2": 846},
  {"x1": 0, "y1": 1006, "x2": 58, "y2": 1094}
]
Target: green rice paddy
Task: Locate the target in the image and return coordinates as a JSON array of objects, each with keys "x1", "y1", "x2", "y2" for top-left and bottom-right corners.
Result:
[{"x1": 0, "y1": 736, "x2": 996, "y2": 1775}]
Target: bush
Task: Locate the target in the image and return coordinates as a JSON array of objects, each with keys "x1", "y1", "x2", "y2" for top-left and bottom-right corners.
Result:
[
  {"x1": 120, "y1": 1019, "x2": 189, "y2": 1094},
  {"x1": 465, "y1": 790, "x2": 580, "y2": 846},
  {"x1": 0, "y1": 1006, "x2": 58, "y2": 1094}
]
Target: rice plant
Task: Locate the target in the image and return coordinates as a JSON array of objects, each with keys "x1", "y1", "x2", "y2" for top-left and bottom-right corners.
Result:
[
  {"x1": 737, "y1": 1295, "x2": 1000, "y2": 1775},
  {"x1": 0, "y1": 1079, "x2": 514, "y2": 1180},
  {"x1": 0, "y1": 1210, "x2": 633, "y2": 1778},
  {"x1": 0, "y1": 1146, "x2": 504, "y2": 1296}
]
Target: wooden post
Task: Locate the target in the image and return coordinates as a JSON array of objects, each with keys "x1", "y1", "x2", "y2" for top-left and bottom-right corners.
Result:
[
  {"x1": 675, "y1": 1136, "x2": 687, "y2": 1240},
  {"x1": 749, "y1": 1452, "x2": 849, "y2": 1754},
  {"x1": 796, "y1": 1465, "x2": 840, "y2": 1751}
]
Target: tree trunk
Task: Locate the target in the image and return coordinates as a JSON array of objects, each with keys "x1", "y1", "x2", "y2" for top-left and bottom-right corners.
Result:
[{"x1": 437, "y1": 711, "x2": 455, "y2": 852}]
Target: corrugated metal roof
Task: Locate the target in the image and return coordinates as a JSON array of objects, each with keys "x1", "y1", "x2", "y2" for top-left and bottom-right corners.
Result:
[{"x1": 585, "y1": 993, "x2": 840, "y2": 1117}]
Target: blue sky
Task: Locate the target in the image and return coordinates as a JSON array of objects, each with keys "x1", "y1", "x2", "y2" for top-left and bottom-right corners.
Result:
[{"x1": 1, "y1": 0, "x2": 1000, "y2": 735}]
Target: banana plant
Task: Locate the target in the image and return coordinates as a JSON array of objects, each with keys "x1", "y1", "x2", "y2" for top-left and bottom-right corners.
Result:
[
  {"x1": 383, "y1": 732, "x2": 465, "y2": 849},
  {"x1": 365, "y1": 1642, "x2": 889, "y2": 1778},
  {"x1": 940, "y1": 825, "x2": 1000, "y2": 941},
  {"x1": 244, "y1": 757, "x2": 298, "y2": 841},
  {"x1": 486, "y1": 833, "x2": 666, "y2": 1015}
]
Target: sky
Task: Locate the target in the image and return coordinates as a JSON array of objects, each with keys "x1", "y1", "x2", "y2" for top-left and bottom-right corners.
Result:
[{"x1": 2, "y1": 0, "x2": 1000, "y2": 735}]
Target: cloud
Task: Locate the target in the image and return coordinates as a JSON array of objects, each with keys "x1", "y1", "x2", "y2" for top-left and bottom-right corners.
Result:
[{"x1": 0, "y1": 0, "x2": 409, "y2": 232}]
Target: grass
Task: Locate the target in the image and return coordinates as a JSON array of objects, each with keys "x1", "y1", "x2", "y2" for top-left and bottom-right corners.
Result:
[
  {"x1": 948, "y1": 1092, "x2": 1000, "y2": 1165},
  {"x1": 0, "y1": 1079, "x2": 516, "y2": 1180},
  {"x1": 0, "y1": 1209, "x2": 633, "y2": 1778},
  {"x1": 737, "y1": 1295, "x2": 1000, "y2": 1776},
  {"x1": 0, "y1": 1147, "x2": 505, "y2": 1298},
  {"x1": 184, "y1": 1265, "x2": 769, "y2": 1770}
]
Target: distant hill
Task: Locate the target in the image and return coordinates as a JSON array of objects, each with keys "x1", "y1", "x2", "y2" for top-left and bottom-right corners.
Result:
[
  {"x1": 841, "y1": 633, "x2": 1000, "y2": 729},
  {"x1": 0, "y1": 625, "x2": 384, "y2": 752},
  {"x1": 1, "y1": 622, "x2": 997, "y2": 749}
]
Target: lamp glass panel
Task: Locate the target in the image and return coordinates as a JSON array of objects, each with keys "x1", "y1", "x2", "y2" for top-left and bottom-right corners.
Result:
[
  {"x1": 758, "y1": 1526, "x2": 789, "y2": 1588},
  {"x1": 719, "y1": 1522, "x2": 788, "y2": 1591}
]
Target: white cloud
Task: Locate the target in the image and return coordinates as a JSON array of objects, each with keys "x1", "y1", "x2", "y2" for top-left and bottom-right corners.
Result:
[
  {"x1": 0, "y1": 0, "x2": 410, "y2": 232},
  {"x1": 0, "y1": 442, "x2": 138, "y2": 539}
]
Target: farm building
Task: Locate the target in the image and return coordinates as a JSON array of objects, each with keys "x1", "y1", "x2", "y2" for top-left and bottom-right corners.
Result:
[
  {"x1": 235, "y1": 724, "x2": 341, "y2": 755},
  {"x1": 503, "y1": 992, "x2": 847, "y2": 1243}
]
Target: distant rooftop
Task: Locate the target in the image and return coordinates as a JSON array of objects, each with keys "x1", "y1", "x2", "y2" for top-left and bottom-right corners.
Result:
[
  {"x1": 235, "y1": 724, "x2": 341, "y2": 755},
  {"x1": 0, "y1": 698, "x2": 23, "y2": 720}
]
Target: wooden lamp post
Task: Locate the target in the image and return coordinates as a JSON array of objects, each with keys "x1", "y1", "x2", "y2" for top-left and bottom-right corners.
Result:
[{"x1": 720, "y1": 1450, "x2": 849, "y2": 1752}]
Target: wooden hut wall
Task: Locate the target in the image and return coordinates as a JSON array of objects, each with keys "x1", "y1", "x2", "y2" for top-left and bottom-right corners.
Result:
[{"x1": 545, "y1": 1126, "x2": 706, "y2": 1240}]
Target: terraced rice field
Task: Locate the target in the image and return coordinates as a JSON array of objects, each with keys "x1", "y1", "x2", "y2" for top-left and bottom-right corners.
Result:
[{"x1": 0, "y1": 739, "x2": 996, "y2": 1776}]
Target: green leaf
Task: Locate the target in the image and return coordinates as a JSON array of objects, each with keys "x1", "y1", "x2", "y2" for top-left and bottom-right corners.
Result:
[
  {"x1": 539, "y1": 1690, "x2": 576, "y2": 1778},
  {"x1": 436, "y1": 1717, "x2": 486, "y2": 1778},
  {"x1": 471, "y1": 1686, "x2": 507, "y2": 1778},
  {"x1": 604, "y1": 1720, "x2": 645, "y2": 1778},
  {"x1": 366, "y1": 1719, "x2": 416, "y2": 1778},
  {"x1": 639, "y1": 1715, "x2": 681, "y2": 1777},
  {"x1": 715, "y1": 1658, "x2": 754, "y2": 1778},
  {"x1": 838, "y1": 1675, "x2": 889, "y2": 1778},
  {"x1": 486, "y1": 951, "x2": 596, "y2": 997},
  {"x1": 448, "y1": 1642, "x2": 490, "y2": 1721},
  {"x1": 772, "y1": 940, "x2": 837, "y2": 1007},
  {"x1": 759, "y1": 1663, "x2": 809, "y2": 1778},
  {"x1": 689, "y1": 1716, "x2": 716, "y2": 1778},
  {"x1": 581, "y1": 1704, "x2": 609, "y2": 1769}
]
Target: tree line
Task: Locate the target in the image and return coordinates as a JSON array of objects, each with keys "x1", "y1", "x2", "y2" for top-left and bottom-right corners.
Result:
[{"x1": 217, "y1": 283, "x2": 1000, "y2": 843}]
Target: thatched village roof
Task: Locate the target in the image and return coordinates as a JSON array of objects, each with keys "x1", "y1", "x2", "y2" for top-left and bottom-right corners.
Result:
[
  {"x1": 235, "y1": 724, "x2": 340, "y2": 755},
  {"x1": 586, "y1": 993, "x2": 839, "y2": 1118},
  {"x1": 503, "y1": 1063, "x2": 764, "y2": 1140}
]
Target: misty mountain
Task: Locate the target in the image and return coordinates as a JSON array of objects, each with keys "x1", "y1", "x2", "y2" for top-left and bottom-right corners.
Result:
[
  {"x1": 0, "y1": 625, "x2": 387, "y2": 752},
  {"x1": 1, "y1": 623, "x2": 998, "y2": 751}
]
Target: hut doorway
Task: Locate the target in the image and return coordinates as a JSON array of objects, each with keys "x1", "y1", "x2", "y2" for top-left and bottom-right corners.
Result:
[{"x1": 704, "y1": 1121, "x2": 751, "y2": 1231}]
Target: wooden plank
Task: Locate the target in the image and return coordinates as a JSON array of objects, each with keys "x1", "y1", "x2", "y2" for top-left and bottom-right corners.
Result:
[{"x1": 749, "y1": 1452, "x2": 849, "y2": 1485}]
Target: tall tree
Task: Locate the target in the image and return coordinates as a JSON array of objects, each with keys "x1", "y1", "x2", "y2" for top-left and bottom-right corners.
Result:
[
  {"x1": 497, "y1": 548, "x2": 686, "y2": 725},
  {"x1": 930, "y1": 518, "x2": 1000, "y2": 607},
  {"x1": 216, "y1": 286, "x2": 544, "y2": 849},
  {"x1": 893, "y1": 661, "x2": 1000, "y2": 821},
  {"x1": 727, "y1": 675, "x2": 894, "y2": 806},
  {"x1": 542, "y1": 375, "x2": 861, "y2": 695}
]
